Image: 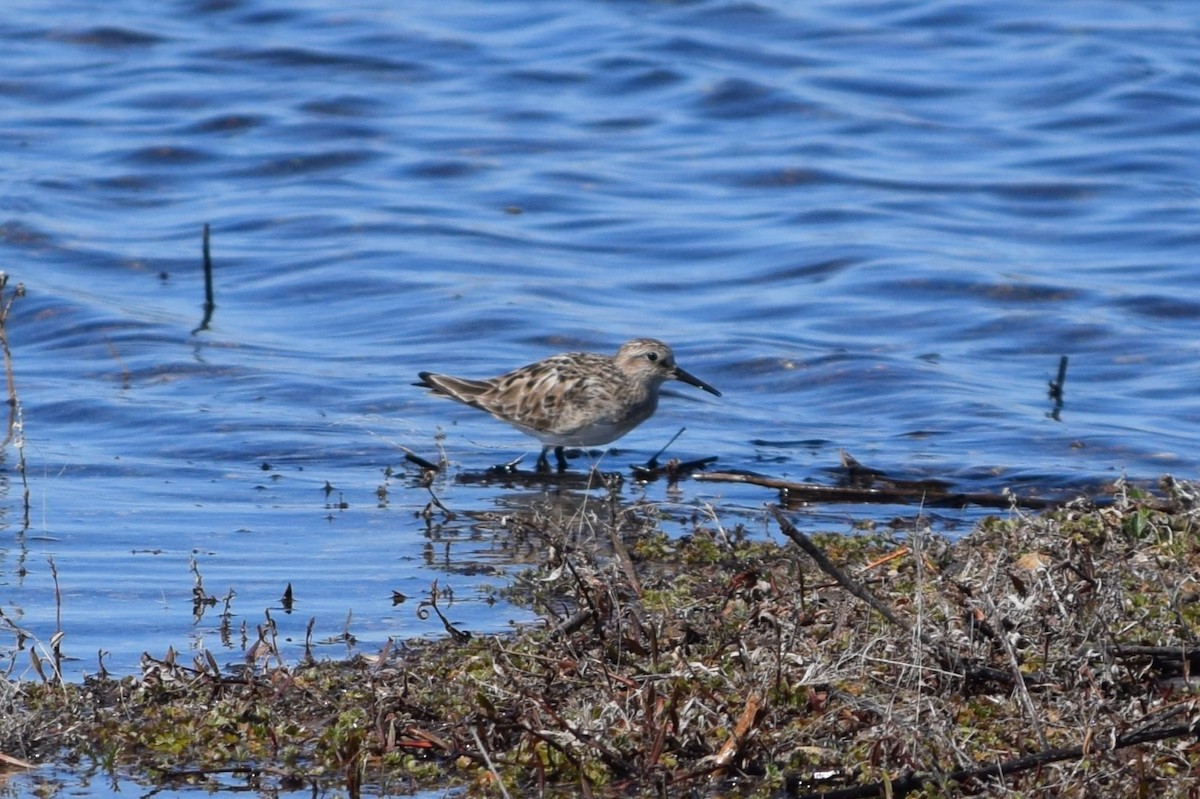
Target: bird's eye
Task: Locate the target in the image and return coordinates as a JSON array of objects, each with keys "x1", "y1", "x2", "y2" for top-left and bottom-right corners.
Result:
[{"x1": 646, "y1": 352, "x2": 658, "y2": 362}]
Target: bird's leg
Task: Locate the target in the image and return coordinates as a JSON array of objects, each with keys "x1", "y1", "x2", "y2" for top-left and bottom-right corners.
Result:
[
  {"x1": 554, "y1": 446, "x2": 568, "y2": 472},
  {"x1": 536, "y1": 446, "x2": 552, "y2": 473}
]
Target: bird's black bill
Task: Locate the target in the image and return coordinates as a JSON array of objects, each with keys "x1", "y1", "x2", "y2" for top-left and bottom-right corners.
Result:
[{"x1": 674, "y1": 366, "x2": 721, "y2": 397}]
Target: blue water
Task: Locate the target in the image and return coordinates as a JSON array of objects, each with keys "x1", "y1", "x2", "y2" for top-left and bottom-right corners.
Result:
[{"x1": 2, "y1": 0, "x2": 1200, "y2": 791}]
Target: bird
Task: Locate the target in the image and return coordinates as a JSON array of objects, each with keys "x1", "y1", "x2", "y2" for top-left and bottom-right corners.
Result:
[{"x1": 416, "y1": 338, "x2": 721, "y2": 471}]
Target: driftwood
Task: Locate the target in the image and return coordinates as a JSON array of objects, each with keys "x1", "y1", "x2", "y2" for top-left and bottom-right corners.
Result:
[
  {"x1": 699, "y1": 450, "x2": 1056, "y2": 510},
  {"x1": 423, "y1": 446, "x2": 1058, "y2": 511},
  {"x1": 1107, "y1": 644, "x2": 1200, "y2": 672},
  {"x1": 770, "y1": 506, "x2": 1040, "y2": 690},
  {"x1": 787, "y1": 709, "x2": 1200, "y2": 799}
]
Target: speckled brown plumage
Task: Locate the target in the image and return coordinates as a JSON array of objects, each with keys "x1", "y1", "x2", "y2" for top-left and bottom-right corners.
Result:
[{"x1": 417, "y1": 338, "x2": 721, "y2": 471}]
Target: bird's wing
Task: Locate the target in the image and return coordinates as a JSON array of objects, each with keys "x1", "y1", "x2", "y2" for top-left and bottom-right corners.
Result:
[{"x1": 417, "y1": 372, "x2": 495, "y2": 410}]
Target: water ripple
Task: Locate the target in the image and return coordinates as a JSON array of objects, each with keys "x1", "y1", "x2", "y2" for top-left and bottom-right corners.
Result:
[{"x1": 2, "y1": 0, "x2": 1200, "y2": 692}]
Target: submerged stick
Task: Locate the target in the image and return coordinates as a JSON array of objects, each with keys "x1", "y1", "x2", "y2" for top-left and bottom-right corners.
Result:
[
  {"x1": 202, "y1": 222, "x2": 214, "y2": 306},
  {"x1": 1048, "y1": 354, "x2": 1068, "y2": 403},
  {"x1": 697, "y1": 470, "x2": 1053, "y2": 510},
  {"x1": 1047, "y1": 354, "x2": 1068, "y2": 420},
  {"x1": 0, "y1": 274, "x2": 20, "y2": 423},
  {"x1": 192, "y1": 223, "x2": 216, "y2": 334},
  {"x1": 645, "y1": 426, "x2": 686, "y2": 469},
  {"x1": 0, "y1": 274, "x2": 29, "y2": 528}
]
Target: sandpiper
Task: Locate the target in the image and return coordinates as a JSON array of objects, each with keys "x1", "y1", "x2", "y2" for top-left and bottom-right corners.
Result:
[{"x1": 416, "y1": 338, "x2": 721, "y2": 471}]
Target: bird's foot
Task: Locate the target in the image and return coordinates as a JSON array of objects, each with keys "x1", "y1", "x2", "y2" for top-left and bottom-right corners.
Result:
[{"x1": 536, "y1": 446, "x2": 570, "y2": 473}]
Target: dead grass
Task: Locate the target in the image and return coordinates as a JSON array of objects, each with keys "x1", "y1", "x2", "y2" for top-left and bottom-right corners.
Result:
[{"x1": 7, "y1": 477, "x2": 1200, "y2": 798}]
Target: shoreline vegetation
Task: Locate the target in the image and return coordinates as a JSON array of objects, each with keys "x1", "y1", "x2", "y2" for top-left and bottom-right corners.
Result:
[
  {"x1": 3, "y1": 275, "x2": 1198, "y2": 796},
  {"x1": 5, "y1": 475, "x2": 1200, "y2": 798}
]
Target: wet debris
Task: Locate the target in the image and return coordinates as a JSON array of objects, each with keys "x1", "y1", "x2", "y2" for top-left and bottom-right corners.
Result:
[{"x1": 7, "y1": 478, "x2": 1200, "y2": 798}]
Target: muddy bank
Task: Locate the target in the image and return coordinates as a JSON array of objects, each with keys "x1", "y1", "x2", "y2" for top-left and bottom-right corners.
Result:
[{"x1": 6, "y1": 477, "x2": 1200, "y2": 798}]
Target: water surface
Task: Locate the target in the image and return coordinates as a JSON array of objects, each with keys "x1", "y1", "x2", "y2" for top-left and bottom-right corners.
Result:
[{"x1": 2, "y1": 1, "x2": 1200, "y2": 791}]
